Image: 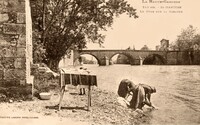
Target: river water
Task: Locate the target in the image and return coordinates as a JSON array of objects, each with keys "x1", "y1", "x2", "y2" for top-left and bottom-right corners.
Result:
[{"x1": 83, "y1": 64, "x2": 200, "y2": 125}]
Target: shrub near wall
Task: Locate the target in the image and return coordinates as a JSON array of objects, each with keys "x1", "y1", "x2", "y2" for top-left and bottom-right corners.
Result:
[{"x1": 31, "y1": 64, "x2": 60, "y2": 98}]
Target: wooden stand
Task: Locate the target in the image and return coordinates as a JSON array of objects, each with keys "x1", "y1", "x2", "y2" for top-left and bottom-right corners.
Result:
[
  {"x1": 87, "y1": 85, "x2": 91, "y2": 111},
  {"x1": 58, "y1": 70, "x2": 94, "y2": 111},
  {"x1": 58, "y1": 86, "x2": 65, "y2": 111}
]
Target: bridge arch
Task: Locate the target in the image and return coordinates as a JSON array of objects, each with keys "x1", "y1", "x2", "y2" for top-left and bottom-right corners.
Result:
[
  {"x1": 109, "y1": 53, "x2": 135, "y2": 65},
  {"x1": 143, "y1": 54, "x2": 166, "y2": 65},
  {"x1": 74, "y1": 53, "x2": 100, "y2": 65}
]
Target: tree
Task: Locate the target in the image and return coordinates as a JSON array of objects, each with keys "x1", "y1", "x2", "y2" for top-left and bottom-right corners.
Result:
[
  {"x1": 141, "y1": 45, "x2": 149, "y2": 50},
  {"x1": 168, "y1": 41, "x2": 177, "y2": 50},
  {"x1": 193, "y1": 34, "x2": 200, "y2": 50},
  {"x1": 173, "y1": 25, "x2": 197, "y2": 51},
  {"x1": 30, "y1": 0, "x2": 138, "y2": 70}
]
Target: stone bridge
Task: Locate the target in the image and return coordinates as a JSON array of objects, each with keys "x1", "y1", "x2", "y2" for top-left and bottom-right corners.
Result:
[{"x1": 73, "y1": 49, "x2": 191, "y2": 66}]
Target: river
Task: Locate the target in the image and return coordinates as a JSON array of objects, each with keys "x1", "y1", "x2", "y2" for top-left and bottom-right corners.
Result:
[{"x1": 83, "y1": 64, "x2": 200, "y2": 125}]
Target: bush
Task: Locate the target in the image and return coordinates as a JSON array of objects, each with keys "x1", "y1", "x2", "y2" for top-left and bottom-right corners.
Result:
[
  {"x1": 31, "y1": 63, "x2": 60, "y2": 98},
  {"x1": 0, "y1": 85, "x2": 32, "y2": 102},
  {"x1": 33, "y1": 74, "x2": 60, "y2": 98}
]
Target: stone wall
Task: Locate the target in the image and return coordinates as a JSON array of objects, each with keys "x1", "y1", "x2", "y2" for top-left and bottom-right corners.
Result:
[
  {"x1": 166, "y1": 51, "x2": 200, "y2": 65},
  {"x1": 192, "y1": 51, "x2": 200, "y2": 65},
  {"x1": 0, "y1": 0, "x2": 32, "y2": 101}
]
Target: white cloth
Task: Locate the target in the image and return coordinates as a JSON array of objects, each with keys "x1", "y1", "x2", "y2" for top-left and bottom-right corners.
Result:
[{"x1": 117, "y1": 97, "x2": 130, "y2": 107}]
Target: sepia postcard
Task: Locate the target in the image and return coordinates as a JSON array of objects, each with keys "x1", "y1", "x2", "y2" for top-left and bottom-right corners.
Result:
[{"x1": 0, "y1": 0, "x2": 199, "y2": 125}]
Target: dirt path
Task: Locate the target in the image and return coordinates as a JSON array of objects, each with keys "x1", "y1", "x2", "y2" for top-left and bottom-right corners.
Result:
[{"x1": 0, "y1": 87, "x2": 152, "y2": 125}]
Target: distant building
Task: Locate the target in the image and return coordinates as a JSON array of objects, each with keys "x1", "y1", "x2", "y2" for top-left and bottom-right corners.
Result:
[
  {"x1": 155, "y1": 45, "x2": 160, "y2": 50},
  {"x1": 160, "y1": 39, "x2": 169, "y2": 51},
  {"x1": 156, "y1": 39, "x2": 169, "y2": 51},
  {"x1": 59, "y1": 50, "x2": 74, "y2": 68}
]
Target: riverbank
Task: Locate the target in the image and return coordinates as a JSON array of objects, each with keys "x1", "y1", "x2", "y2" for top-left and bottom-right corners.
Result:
[{"x1": 0, "y1": 86, "x2": 152, "y2": 125}]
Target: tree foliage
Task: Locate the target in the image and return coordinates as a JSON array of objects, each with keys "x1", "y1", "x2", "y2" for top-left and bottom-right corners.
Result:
[
  {"x1": 171, "y1": 25, "x2": 200, "y2": 51},
  {"x1": 140, "y1": 45, "x2": 149, "y2": 50},
  {"x1": 30, "y1": 0, "x2": 138, "y2": 70}
]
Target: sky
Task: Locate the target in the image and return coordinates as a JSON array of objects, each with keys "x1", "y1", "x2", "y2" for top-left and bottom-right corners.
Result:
[{"x1": 86, "y1": 0, "x2": 200, "y2": 50}]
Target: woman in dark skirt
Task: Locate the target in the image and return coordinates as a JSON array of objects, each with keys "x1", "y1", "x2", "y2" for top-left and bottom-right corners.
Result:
[
  {"x1": 129, "y1": 83, "x2": 156, "y2": 110},
  {"x1": 118, "y1": 79, "x2": 156, "y2": 110}
]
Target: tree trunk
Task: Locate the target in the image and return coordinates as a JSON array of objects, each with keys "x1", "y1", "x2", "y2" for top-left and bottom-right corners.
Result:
[
  {"x1": 42, "y1": 0, "x2": 46, "y2": 44},
  {"x1": 47, "y1": 58, "x2": 61, "y2": 72}
]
